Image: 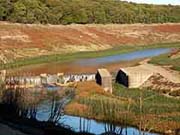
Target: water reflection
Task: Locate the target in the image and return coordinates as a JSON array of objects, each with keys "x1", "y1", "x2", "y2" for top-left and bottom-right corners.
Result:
[
  {"x1": 0, "y1": 87, "x2": 158, "y2": 135},
  {"x1": 7, "y1": 48, "x2": 172, "y2": 75},
  {"x1": 36, "y1": 101, "x2": 158, "y2": 135},
  {"x1": 74, "y1": 48, "x2": 171, "y2": 66}
]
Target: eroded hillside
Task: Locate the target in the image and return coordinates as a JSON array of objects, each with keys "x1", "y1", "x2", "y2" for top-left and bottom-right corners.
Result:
[{"x1": 0, "y1": 22, "x2": 180, "y2": 63}]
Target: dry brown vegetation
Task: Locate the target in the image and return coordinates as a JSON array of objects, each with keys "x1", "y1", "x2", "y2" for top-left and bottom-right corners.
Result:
[
  {"x1": 65, "y1": 81, "x2": 180, "y2": 134},
  {"x1": 0, "y1": 22, "x2": 180, "y2": 61},
  {"x1": 65, "y1": 81, "x2": 112, "y2": 117}
]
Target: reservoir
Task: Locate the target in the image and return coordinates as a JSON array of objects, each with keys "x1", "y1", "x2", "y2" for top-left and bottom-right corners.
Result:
[
  {"x1": 74, "y1": 48, "x2": 171, "y2": 66},
  {"x1": 8, "y1": 48, "x2": 171, "y2": 75},
  {"x1": 36, "y1": 101, "x2": 158, "y2": 135}
]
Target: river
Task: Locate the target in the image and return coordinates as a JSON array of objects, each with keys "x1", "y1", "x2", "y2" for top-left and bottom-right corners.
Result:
[
  {"x1": 74, "y1": 48, "x2": 171, "y2": 66},
  {"x1": 6, "y1": 47, "x2": 171, "y2": 134},
  {"x1": 8, "y1": 48, "x2": 171, "y2": 75},
  {"x1": 35, "y1": 101, "x2": 158, "y2": 135}
]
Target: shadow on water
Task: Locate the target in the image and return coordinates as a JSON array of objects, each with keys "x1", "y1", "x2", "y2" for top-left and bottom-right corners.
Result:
[
  {"x1": 0, "y1": 88, "x2": 79, "y2": 135},
  {"x1": 0, "y1": 48, "x2": 173, "y2": 134},
  {"x1": 0, "y1": 88, "x2": 159, "y2": 135}
]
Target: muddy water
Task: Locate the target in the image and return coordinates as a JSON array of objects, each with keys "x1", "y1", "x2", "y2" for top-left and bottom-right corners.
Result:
[{"x1": 8, "y1": 48, "x2": 171, "y2": 75}]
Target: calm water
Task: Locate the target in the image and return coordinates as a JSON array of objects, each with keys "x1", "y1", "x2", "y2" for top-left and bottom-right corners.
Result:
[
  {"x1": 5, "y1": 48, "x2": 171, "y2": 134},
  {"x1": 74, "y1": 48, "x2": 171, "y2": 66},
  {"x1": 36, "y1": 101, "x2": 158, "y2": 135},
  {"x1": 8, "y1": 48, "x2": 172, "y2": 75}
]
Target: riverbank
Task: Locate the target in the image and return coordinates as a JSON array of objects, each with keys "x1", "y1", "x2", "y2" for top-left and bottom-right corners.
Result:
[
  {"x1": 1, "y1": 22, "x2": 180, "y2": 63},
  {"x1": 0, "y1": 116, "x2": 85, "y2": 135},
  {"x1": 149, "y1": 50, "x2": 180, "y2": 71},
  {"x1": 65, "y1": 82, "x2": 180, "y2": 134},
  {"x1": 0, "y1": 88, "x2": 94, "y2": 135},
  {"x1": 1, "y1": 42, "x2": 179, "y2": 71},
  {"x1": 0, "y1": 122, "x2": 27, "y2": 135}
]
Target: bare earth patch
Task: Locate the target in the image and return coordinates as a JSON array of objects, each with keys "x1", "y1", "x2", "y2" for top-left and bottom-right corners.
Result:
[
  {"x1": 0, "y1": 22, "x2": 180, "y2": 61},
  {"x1": 141, "y1": 73, "x2": 180, "y2": 97}
]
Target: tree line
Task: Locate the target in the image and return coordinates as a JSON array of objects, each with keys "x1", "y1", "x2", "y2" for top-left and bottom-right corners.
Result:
[{"x1": 0, "y1": 0, "x2": 180, "y2": 24}]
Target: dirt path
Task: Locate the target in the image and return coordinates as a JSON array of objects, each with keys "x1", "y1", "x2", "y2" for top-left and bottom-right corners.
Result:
[
  {"x1": 140, "y1": 59, "x2": 180, "y2": 83},
  {"x1": 144, "y1": 64, "x2": 180, "y2": 83}
]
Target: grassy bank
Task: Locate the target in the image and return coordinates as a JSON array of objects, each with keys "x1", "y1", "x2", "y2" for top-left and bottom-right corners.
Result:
[
  {"x1": 149, "y1": 53, "x2": 180, "y2": 71},
  {"x1": 0, "y1": 42, "x2": 180, "y2": 70},
  {"x1": 65, "y1": 82, "x2": 180, "y2": 134},
  {"x1": 113, "y1": 84, "x2": 180, "y2": 114}
]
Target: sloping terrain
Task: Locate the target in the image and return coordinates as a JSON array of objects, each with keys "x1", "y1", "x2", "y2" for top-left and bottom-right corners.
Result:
[
  {"x1": 170, "y1": 49, "x2": 180, "y2": 59},
  {"x1": 0, "y1": 22, "x2": 180, "y2": 62},
  {"x1": 141, "y1": 63, "x2": 180, "y2": 83},
  {"x1": 141, "y1": 73, "x2": 180, "y2": 97},
  {"x1": 140, "y1": 59, "x2": 180, "y2": 97}
]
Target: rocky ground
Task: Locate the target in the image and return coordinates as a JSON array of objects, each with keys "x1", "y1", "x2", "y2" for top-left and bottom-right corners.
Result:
[
  {"x1": 139, "y1": 58, "x2": 180, "y2": 98},
  {"x1": 141, "y1": 73, "x2": 180, "y2": 97}
]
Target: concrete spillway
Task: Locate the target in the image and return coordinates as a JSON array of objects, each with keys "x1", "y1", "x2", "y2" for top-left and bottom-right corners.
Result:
[
  {"x1": 117, "y1": 65, "x2": 154, "y2": 88},
  {"x1": 116, "y1": 63, "x2": 180, "y2": 88}
]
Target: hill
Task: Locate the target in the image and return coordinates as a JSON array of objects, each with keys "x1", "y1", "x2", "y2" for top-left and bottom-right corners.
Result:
[
  {"x1": 0, "y1": 0, "x2": 180, "y2": 24},
  {"x1": 0, "y1": 22, "x2": 180, "y2": 63}
]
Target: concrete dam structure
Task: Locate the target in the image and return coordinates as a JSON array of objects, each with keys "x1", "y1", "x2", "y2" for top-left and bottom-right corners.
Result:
[
  {"x1": 116, "y1": 65, "x2": 154, "y2": 88},
  {"x1": 5, "y1": 73, "x2": 95, "y2": 89},
  {"x1": 96, "y1": 69, "x2": 112, "y2": 93},
  {"x1": 4, "y1": 63, "x2": 178, "y2": 92}
]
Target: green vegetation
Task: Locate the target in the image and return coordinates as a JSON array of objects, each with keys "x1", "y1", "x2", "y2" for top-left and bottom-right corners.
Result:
[
  {"x1": 160, "y1": 115, "x2": 180, "y2": 122},
  {"x1": 67, "y1": 83, "x2": 180, "y2": 133},
  {"x1": 0, "y1": 0, "x2": 180, "y2": 24},
  {"x1": 0, "y1": 42, "x2": 179, "y2": 70},
  {"x1": 149, "y1": 53, "x2": 180, "y2": 71},
  {"x1": 77, "y1": 84, "x2": 180, "y2": 119},
  {"x1": 113, "y1": 84, "x2": 180, "y2": 114},
  {"x1": 78, "y1": 95, "x2": 130, "y2": 123}
]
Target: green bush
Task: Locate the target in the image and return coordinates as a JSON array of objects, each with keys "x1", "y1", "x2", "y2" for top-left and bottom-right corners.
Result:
[
  {"x1": 149, "y1": 53, "x2": 180, "y2": 71},
  {"x1": 0, "y1": 0, "x2": 180, "y2": 24},
  {"x1": 113, "y1": 84, "x2": 180, "y2": 114}
]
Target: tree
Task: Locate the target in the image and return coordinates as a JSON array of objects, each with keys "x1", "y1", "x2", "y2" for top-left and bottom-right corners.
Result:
[{"x1": 0, "y1": 0, "x2": 180, "y2": 24}]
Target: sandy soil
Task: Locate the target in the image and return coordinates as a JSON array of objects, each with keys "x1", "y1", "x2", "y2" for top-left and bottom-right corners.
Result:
[
  {"x1": 139, "y1": 59, "x2": 180, "y2": 97},
  {"x1": 140, "y1": 59, "x2": 180, "y2": 83},
  {"x1": 142, "y1": 64, "x2": 180, "y2": 83}
]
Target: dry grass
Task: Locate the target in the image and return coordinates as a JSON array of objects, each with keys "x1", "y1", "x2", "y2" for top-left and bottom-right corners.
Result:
[
  {"x1": 65, "y1": 102, "x2": 90, "y2": 116},
  {"x1": 1, "y1": 22, "x2": 180, "y2": 61},
  {"x1": 65, "y1": 82, "x2": 180, "y2": 134},
  {"x1": 75, "y1": 81, "x2": 109, "y2": 97}
]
